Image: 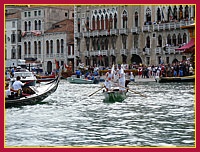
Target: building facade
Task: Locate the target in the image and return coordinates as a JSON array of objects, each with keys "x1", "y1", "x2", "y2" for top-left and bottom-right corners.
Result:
[
  {"x1": 74, "y1": 5, "x2": 195, "y2": 67},
  {"x1": 6, "y1": 5, "x2": 75, "y2": 73}
]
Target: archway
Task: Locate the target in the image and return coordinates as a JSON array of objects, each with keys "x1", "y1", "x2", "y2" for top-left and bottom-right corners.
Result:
[
  {"x1": 131, "y1": 54, "x2": 142, "y2": 65},
  {"x1": 172, "y1": 58, "x2": 179, "y2": 64}
]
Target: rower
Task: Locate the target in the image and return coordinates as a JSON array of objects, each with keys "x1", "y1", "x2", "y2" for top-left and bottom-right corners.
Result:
[{"x1": 104, "y1": 69, "x2": 114, "y2": 91}]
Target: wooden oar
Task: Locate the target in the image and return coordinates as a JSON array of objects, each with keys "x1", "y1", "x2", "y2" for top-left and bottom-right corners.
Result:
[
  {"x1": 88, "y1": 86, "x2": 105, "y2": 97},
  {"x1": 113, "y1": 83, "x2": 147, "y2": 98}
]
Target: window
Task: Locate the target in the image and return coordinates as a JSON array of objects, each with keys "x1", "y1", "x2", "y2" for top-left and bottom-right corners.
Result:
[
  {"x1": 114, "y1": 13, "x2": 117, "y2": 29},
  {"x1": 122, "y1": 10, "x2": 128, "y2": 28},
  {"x1": 146, "y1": 7, "x2": 151, "y2": 23},
  {"x1": 34, "y1": 20, "x2": 37, "y2": 30},
  {"x1": 65, "y1": 12, "x2": 68, "y2": 17},
  {"x1": 50, "y1": 40, "x2": 53, "y2": 54},
  {"x1": 28, "y1": 21, "x2": 31, "y2": 31},
  {"x1": 146, "y1": 57, "x2": 150, "y2": 65},
  {"x1": 24, "y1": 21, "x2": 27, "y2": 31},
  {"x1": 172, "y1": 34, "x2": 176, "y2": 46},
  {"x1": 78, "y1": 18, "x2": 80, "y2": 32},
  {"x1": 34, "y1": 41, "x2": 37, "y2": 54},
  {"x1": 24, "y1": 42, "x2": 27, "y2": 54},
  {"x1": 57, "y1": 40, "x2": 60, "y2": 53},
  {"x1": 46, "y1": 41, "x2": 49, "y2": 54},
  {"x1": 24, "y1": 12, "x2": 27, "y2": 17},
  {"x1": 61, "y1": 39, "x2": 64, "y2": 53},
  {"x1": 38, "y1": 41, "x2": 41, "y2": 54},
  {"x1": 158, "y1": 35, "x2": 162, "y2": 47},
  {"x1": 28, "y1": 12, "x2": 31, "y2": 17},
  {"x1": 11, "y1": 32, "x2": 16, "y2": 44},
  {"x1": 157, "y1": 8, "x2": 161, "y2": 22},
  {"x1": 135, "y1": 12, "x2": 138, "y2": 27},
  {"x1": 28, "y1": 42, "x2": 31, "y2": 54},
  {"x1": 38, "y1": 10, "x2": 41, "y2": 16},
  {"x1": 38, "y1": 20, "x2": 41, "y2": 30},
  {"x1": 72, "y1": 13, "x2": 74, "y2": 17},
  {"x1": 12, "y1": 21, "x2": 15, "y2": 28},
  {"x1": 97, "y1": 15, "x2": 100, "y2": 30},
  {"x1": 11, "y1": 47, "x2": 16, "y2": 59},
  {"x1": 34, "y1": 11, "x2": 37, "y2": 16}
]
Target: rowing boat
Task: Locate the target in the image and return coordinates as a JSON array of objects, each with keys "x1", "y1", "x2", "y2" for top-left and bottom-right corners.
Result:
[{"x1": 103, "y1": 88, "x2": 127, "y2": 103}]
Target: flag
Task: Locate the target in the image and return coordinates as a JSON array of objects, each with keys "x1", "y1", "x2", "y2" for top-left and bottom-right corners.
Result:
[
  {"x1": 31, "y1": 30, "x2": 41, "y2": 36},
  {"x1": 55, "y1": 59, "x2": 60, "y2": 70}
]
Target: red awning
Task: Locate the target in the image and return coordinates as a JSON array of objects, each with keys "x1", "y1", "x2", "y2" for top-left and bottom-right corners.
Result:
[{"x1": 175, "y1": 38, "x2": 195, "y2": 52}]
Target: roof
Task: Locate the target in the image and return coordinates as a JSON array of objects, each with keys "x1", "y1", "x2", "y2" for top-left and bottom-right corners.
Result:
[
  {"x1": 6, "y1": 11, "x2": 21, "y2": 19},
  {"x1": 175, "y1": 38, "x2": 195, "y2": 53},
  {"x1": 45, "y1": 19, "x2": 74, "y2": 33}
]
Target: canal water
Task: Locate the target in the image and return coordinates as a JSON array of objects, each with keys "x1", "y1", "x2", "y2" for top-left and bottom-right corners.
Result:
[{"x1": 5, "y1": 79, "x2": 195, "y2": 147}]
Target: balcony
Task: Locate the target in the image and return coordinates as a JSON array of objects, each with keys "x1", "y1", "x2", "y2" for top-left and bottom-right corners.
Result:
[
  {"x1": 155, "y1": 47, "x2": 162, "y2": 54},
  {"x1": 143, "y1": 48, "x2": 150, "y2": 55},
  {"x1": 153, "y1": 24, "x2": 164, "y2": 31},
  {"x1": 119, "y1": 28, "x2": 128, "y2": 35},
  {"x1": 120, "y1": 49, "x2": 128, "y2": 56},
  {"x1": 74, "y1": 32, "x2": 82, "y2": 39},
  {"x1": 110, "y1": 29, "x2": 119, "y2": 35},
  {"x1": 83, "y1": 31, "x2": 90, "y2": 37},
  {"x1": 142, "y1": 25, "x2": 152, "y2": 32},
  {"x1": 109, "y1": 49, "x2": 115, "y2": 56},
  {"x1": 84, "y1": 51, "x2": 89, "y2": 57},
  {"x1": 99, "y1": 30, "x2": 109, "y2": 36},
  {"x1": 131, "y1": 27, "x2": 140, "y2": 34},
  {"x1": 165, "y1": 46, "x2": 178, "y2": 54},
  {"x1": 91, "y1": 30, "x2": 99, "y2": 37},
  {"x1": 100, "y1": 50, "x2": 108, "y2": 56},
  {"x1": 130, "y1": 48, "x2": 139, "y2": 54}
]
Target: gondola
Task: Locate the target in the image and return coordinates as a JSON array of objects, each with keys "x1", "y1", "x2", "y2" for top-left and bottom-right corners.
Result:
[
  {"x1": 5, "y1": 76, "x2": 60, "y2": 108},
  {"x1": 156, "y1": 75, "x2": 195, "y2": 83}
]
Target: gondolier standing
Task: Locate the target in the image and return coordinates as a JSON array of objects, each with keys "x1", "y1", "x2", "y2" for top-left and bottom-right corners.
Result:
[
  {"x1": 104, "y1": 69, "x2": 114, "y2": 91},
  {"x1": 118, "y1": 64, "x2": 126, "y2": 92}
]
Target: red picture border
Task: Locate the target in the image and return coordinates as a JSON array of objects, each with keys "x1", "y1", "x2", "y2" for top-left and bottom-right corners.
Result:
[{"x1": 2, "y1": 0, "x2": 198, "y2": 152}]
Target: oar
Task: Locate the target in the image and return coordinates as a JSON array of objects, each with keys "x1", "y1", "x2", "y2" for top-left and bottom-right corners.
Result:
[
  {"x1": 114, "y1": 83, "x2": 147, "y2": 98},
  {"x1": 88, "y1": 86, "x2": 105, "y2": 97}
]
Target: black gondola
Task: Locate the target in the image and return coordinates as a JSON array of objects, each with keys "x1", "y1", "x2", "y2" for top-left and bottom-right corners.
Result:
[{"x1": 5, "y1": 76, "x2": 60, "y2": 108}]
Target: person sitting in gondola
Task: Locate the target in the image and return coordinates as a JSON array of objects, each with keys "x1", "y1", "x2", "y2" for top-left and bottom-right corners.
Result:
[
  {"x1": 12, "y1": 76, "x2": 27, "y2": 97},
  {"x1": 104, "y1": 69, "x2": 114, "y2": 91}
]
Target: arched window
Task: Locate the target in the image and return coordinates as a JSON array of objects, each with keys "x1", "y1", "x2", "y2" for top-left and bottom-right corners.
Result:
[
  {"x1": 97, "y1": 39, "x2": 100, "y2": 50},
  {"x1": 109, "y1": 14, "x2": 113, "y2": 29},
  {"x1": 24, "y1": 21, "x2": 27, "y2": 31},
  {"x1": 38, "y1": 41, "x2": 41, "y2": 54},
  {"x1": 172, "y1": 34, "x2": 176, "y2": 46},
  {"x1": 61, "y1": 39, "x2": 64, "y2": 53},
  {"x1": 105, "y1": 14, "x2": 109, "y2": 29},
  {"x1": 38, "y1": 20, "x2": 41, "y2": 30},
  {"x1": 185, "y1": 5, "x2": 189, "y2": 19},
  {"x1": 57, "y1": 40, "x2": 60, "y2": 53},
  {"x1": 92, "y1": 16, "x2": 95, "y2": 30},
  {"x1": 146, "y1": 36, "x2": 150, "y2": 48},
  {"x1": 34, "y1": 20, "x2": 37, "y2": 30},
  {"x1": 146, "y1": 7, "x2": 151, "y2": 23},
  {"x1": 105, "y1": 38, "x2": 109, "y2": 50},
  {"x1": 168, "y1": 6, "x2": 173, "y2": 21},
  {"x1": 50, "y1": 40, "x2": 53, "y2": 54},
  {"x1": 101, "y1": 15, "x2": 104, "y2": 30},
  {"x1": 78, "y1": 18, "x2": 80, "y2": 32},
  {"x1": 114, "y1": 13, "x2": 117, "y2": 29},
  {"x1": 179, "y1": 5, "x2": 183, "y2": 20},
  {"x1": 122, "y1": 10, "x2": 128, "y2": 28},
  {"x1": 28, "y1": 41, "x2": 31, "y2": 54},
  {"x1": 97, "y1": 15, "x2": 100, "y2": 30},
  {"x1": 183, "y1": 33, "x2": 187, "y2": 43},
  {"x1": 28, "y1": 21, "x2": 31, "y2": 31},
  {"x1": 122, "y1": 35, "x2": 127, "y2": 49},
  {"x1": 46, "y1": 41, "x2": 49, "y2": 54},
  {"x1": 158, "y1": 35, "x2": 162, "y2": 47},
  {"x1": 86, "y1": 17, "x2": 90, "y2": 31},
  {"x1": 34, "y1": 41, "x2": 37, "y2": 54},
  {"x1": 101, "y1": 38, "x2": 104, "y2": 50},
  {"x1": 135, "y1": 12, "x2": 138, "y2": 27},
  {"x1": 173, "y1": 6, "x2": 177, "y2": 20},
  {"x1": 24, "y1": 42, "x2": 27, "y2": 54},
  {"x1": 167, "y1": 34, "x2": 171, "y2": 45},
  {"x1": 178, "y1": 33, "x2": 182, "y2": 44},
  {"x1": 157, "y1": 8, "x2": 161, "y2": 21}
]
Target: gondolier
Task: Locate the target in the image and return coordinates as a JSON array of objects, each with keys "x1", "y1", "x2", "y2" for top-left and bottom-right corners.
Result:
[
  {"x1": 104, "y1": 69, "x2": 114, "y2": 91},
  {"x1": 117, "y1": 64, "x2": 126, "y2": 92}
]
